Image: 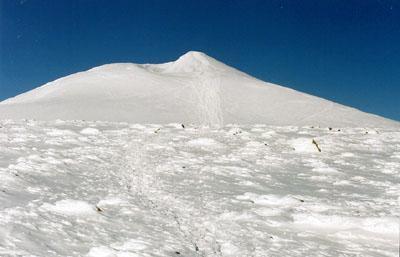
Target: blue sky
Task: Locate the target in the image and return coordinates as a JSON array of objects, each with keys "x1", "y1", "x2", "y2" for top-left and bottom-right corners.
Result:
[{"x1": 0, "y1": 0, "x2": 399, "y2": 121}]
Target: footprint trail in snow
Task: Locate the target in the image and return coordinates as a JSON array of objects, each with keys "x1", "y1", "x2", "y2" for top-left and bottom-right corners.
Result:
[{"x1": 0, "y1": 120, "x2": 399, "y2": 256}]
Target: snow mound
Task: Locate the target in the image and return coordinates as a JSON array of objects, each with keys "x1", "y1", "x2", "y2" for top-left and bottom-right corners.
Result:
[
  {"x1": 41, "y1": 199, "x2": 97, "y2": 216},
  {"x1": 86, "y1": 246, "x2": 117, "y2": 257},
  {"x1": 80, "y1": 127, "x2": 101, "y2": 135},
  {"x1": 290, "y1": 138, "x2": 321, "y2": 153},
  {"x1": 187, "y1": 137, "x2": 222, "y2": 147},
  {"x1": 237, "y1": 193, "x2": 300, "y2": 206},
  {"x1": 293, "y1": 213, "x2": 398, "y2": 236},
  {"x1": 86, "y1": 246, "x2": 142, "y2": 257}
]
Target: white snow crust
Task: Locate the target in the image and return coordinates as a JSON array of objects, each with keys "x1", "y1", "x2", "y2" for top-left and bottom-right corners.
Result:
[{"x1": 0, "y1": 120, "x2": 399, "y2": 256}]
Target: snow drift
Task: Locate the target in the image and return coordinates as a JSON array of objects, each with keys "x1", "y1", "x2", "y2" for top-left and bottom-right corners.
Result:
[{"x1": 0, "y1": 51, "x2": 398, "y2": 127}]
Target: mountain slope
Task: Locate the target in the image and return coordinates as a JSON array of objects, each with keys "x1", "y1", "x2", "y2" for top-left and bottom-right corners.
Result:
[{"x1": 0, "y1": 51, "x2": 398, "y2": 127}]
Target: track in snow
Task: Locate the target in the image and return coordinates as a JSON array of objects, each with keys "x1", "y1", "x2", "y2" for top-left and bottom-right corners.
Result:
[
  {"x1": 0, "y1": 120, "x2": 399, "y2": 256},
  {"x1": 192, "y1": 74, "x2": 224, "y2": 127},
  {"x1": 122, "y1": 127, "x2": 223, "y2": 256}
]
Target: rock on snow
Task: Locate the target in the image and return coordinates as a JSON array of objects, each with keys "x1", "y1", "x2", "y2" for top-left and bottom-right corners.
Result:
[{"x1": 0, "y1": 120, "x2": 399, "y2": 256}]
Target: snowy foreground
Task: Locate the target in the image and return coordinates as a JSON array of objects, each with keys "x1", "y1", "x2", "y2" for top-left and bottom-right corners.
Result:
[{"x1": 0, "y1": 120, "x2": 399, "y2": 257}]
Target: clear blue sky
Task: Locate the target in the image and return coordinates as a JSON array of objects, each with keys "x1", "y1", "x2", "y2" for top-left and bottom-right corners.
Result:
[{"x1": 1, "y1": 0, "x2": 399, "y2": 121}]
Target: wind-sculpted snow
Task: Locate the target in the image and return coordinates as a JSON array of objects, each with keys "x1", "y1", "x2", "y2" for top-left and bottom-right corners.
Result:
[{"x1": 0, "y1": 120, "x2": 399, "y2": 256}]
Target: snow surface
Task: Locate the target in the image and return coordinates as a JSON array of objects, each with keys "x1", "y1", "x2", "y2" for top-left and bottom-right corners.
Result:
[
  {"x1": 0, "y1": 120, "x2": 399, "y2": 256},
  {"x1": 0, "y1": 51, "x2": 398, "y2": 127},
  {"x1": 0, "y1": 51, "x2": 399, "y2": 256}
]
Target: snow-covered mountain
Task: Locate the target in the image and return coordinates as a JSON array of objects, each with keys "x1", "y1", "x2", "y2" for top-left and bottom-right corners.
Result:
[
  {"x1": 0, "y1": 51, "x2": 398, "y2": 127},
  {"x1": 1, "y1": 52, "x2": 399, "y2": 256}
]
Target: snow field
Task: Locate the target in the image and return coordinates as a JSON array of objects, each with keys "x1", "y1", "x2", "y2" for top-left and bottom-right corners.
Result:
[{"x1": 0, "y1": 120, "x2": 399, "y2": 256}]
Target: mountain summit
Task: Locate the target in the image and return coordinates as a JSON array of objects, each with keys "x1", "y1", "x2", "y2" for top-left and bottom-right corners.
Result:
[
  {"x1": 162, "y1": 51, "x2": 227, "y2": 73},
  {"x1": 0, "y1": 51, "x2": 398, "y2": 127}
]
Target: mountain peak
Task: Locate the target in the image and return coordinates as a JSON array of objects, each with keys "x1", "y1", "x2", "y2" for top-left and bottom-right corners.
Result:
[
  {"x1": 177, "y1": 51, "x2": 211, "y2": 62},
  {"x1": 163, "y1": 51, "x2": 228, "y2": 73}
]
